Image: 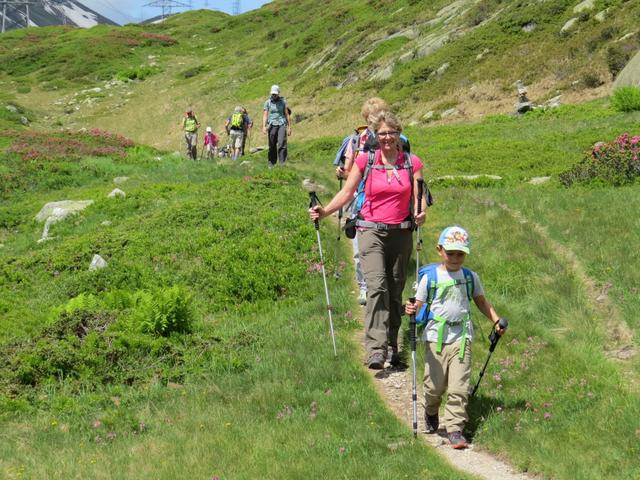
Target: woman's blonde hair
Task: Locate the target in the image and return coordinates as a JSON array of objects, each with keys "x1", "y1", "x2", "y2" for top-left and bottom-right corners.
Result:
[
  {"x1": 360, "y1": 97, "x2": 389, "y2": 124},
  {"x1": 369, "y1": 110, "x2": 402, "y2": 134}
]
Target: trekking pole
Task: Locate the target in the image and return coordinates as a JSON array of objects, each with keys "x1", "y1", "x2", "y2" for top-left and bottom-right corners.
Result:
[
  {"x1": 409, "y1": 297, "x2": 418, "y2": 438},
  {"x1": 308, "y1": 191, "x2": 338, "y2": 356},
  {"x1": 471, "y1": 318, "x2": 509, "y2": 397},
  {"x1": 412, "y1": 179, "x2": 424, "y2": 291},
  {"x1": 336, "y1": 177, "x2": 343, "y2": 241}
]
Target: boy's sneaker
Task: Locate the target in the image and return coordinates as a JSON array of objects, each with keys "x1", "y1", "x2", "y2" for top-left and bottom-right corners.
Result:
[
  {"x1": 448, "y1": 431, "x2": 468, "y2": 449},
  {"x1": 358, "y1": 289, "x2": 367, "y2": 305},
  {"x1": 367, "y1": 352, "x2": 385, "y2": 370},
  {"x1": 424, "y1": 414, "x2": 439, "y2": 434}
]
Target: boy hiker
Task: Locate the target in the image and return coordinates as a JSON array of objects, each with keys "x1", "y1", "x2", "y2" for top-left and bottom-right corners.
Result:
[
  {"x1": 225, "y1": 106, "x2": 246, "y2": 161},
  {"x1": 203, "y1": 126, "x2": 219, "y2": 160},
  {"x1": 182, "y1": 107, "x2": 200, "y2": 160},
  {"x1": 405, "y1": 225, "x2": 506, "y2": 449},
  {"x1": 262, "y1": 85, "x2": 291, "y2": 168}
]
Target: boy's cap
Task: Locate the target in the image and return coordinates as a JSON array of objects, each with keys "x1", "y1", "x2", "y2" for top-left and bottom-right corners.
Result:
[
  {"x1": 438, "y1": 226, "x2": 470, "y2": 254},
  {"x1": 206, "y1": 126, "x2": 212, "y2": 132},
  {"x1": 270, "y1": 84, "x2": 280, "y2": 95}
]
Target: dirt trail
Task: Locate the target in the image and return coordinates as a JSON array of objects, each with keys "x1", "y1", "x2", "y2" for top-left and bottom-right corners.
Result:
[{"x1": 354, "y1": 329, "x2": 533, "y2": 480}]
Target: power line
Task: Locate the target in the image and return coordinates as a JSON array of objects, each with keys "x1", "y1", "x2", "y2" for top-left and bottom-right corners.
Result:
[
  {"x1": 143, "y1": 0, "x2": 191, "y2": 20},
  {"x1": 1, "y1": 0, "x2": 38, "y2": 33},
  {"x1": 231, "y1": 0, "x2": 240, "y2": 15}
]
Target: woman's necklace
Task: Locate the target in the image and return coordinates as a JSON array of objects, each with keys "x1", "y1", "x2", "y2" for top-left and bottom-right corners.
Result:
[{"x1": 381, "y1": 152, "x2": 401, "y2": 184}]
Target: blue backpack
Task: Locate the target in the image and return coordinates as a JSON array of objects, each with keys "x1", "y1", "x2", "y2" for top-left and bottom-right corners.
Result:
[
  {"x1": 415, "y1": 263, "x2": 475, "y2": 327},
  {"x1": 333, "y1": 127, "x2": 366, "y2": 167}
]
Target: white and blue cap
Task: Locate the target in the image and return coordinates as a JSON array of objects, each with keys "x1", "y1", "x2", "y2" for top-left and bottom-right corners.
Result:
[{"x1": 438, "y1": 225, "x2": 470, "y2": 254}]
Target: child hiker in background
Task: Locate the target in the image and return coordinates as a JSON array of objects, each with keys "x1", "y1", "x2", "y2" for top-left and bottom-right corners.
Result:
[
  {"x1": 405, "y1": 225, "x2": 506, "y2": 449},
  {"x1": 203, "y1": 127, "x2": 219, "y2": 160}
]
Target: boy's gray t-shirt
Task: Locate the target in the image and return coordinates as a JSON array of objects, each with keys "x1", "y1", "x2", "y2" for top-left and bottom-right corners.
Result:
[
  {"x1": 263, "y1": 97, "x2": 288, "y2": 126},
  {"x1": 415, "y1": 265, "x2": 484, "y2": 344}
]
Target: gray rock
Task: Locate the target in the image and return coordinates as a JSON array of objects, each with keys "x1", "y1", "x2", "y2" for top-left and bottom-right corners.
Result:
[
  {"x1": 20, "y1": 116, "x2": 29, "y2": 125},
  {"x1": 435, "y1": 62, "x2": 450, "y2": 76},
  {"x1": 369, "y1": 63, "x2": 395, "y2": 81},
  {"x1": 522, "y1": 22, "x2": 537, "y2": 33},
  {"x1": 528, "y1": 176, "x2": 552, "y2": 185},
  {"x1": 89, "y1": 254, "x2": 108, "y2": 271},
  {"x1": 476, "y1": 48, "x2": 490, "y2": 60},
  {"x1": 5, "y1": 105, "x2": 18, "y2": 113},
  {"x1": 101, "y1": 220, "x2": 112, "y2": 226},
  {"x1": 594, "y1": 9, "x2": 608, "y2": 22},
  {"x1": 560, "y1": 17, "x2": 579, "y2": 34},
  {"x1": 436, "y1": 174, "x2": 502, "y2": 181},
  {"x1": 422, "y1": 111, "x2": 435, "y2": 121},
  {"x1": 573, "y1": 0, "x2": 595, "y2": 13},
  {"x1": 545, "y1": 95, "x2": 562, "y2": 108},
  {"x1": 35, "y1": 200, "x2": 94, "y2": 223},
  {"x1": 113, "y1": 176, "x2": 129, "y2": 184},
  {"x1": 108, "y1": 188, "x2": 126, "y2": 198},
  {"x1": 441, "y1": 108, "x2": 459, "y2": 119}
]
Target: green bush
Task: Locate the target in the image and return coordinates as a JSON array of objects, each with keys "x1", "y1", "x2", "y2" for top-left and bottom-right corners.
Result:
[
  {"x1": 611, "y1": 86, "x2": 640, "y2": 112},
  {"x1": 606, "y1": 45, "x2": 630, "y2": 79},
  {"x1": 126, "y1": 286, "x2": 193, "y2": 336},
  {"x1": 115, "y1": 65, "x2": 160, "y2": 81}
]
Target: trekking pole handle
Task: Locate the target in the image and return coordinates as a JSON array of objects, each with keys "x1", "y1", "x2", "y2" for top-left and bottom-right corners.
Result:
[
  {"x1": 309, "y1": 191, "x2": 320, "y2": 231},
  {"x1": 409, "y1": 297, "x2": 417, "y2": 351},
  {"x1": 416, "y1": 179, "x2": 424, "y2": 216},
  {"x1": 489, "y1": 318, "x2": 508, "y2": 352}
]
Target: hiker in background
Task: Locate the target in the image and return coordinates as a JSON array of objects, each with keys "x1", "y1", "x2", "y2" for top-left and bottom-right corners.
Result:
[
  {"x1": 310, "y1": 110, "x2": 427, "y2": 370},
  {"x1": 203, "y1": 126, "x2": 219, "y2": 160},
  {"x1": 182, "y1": 107, "x2": 200, "y2": 160},
  {"x1": 241, "y1": 107, "x2": 253, "y2": 156},
  {"x1": 405, "y1": 226, "x2": 505, "y2": 449},
  {"x1": 262, "y1": 84, "x2": 291, "y2": 168},
  {"x1": 335, "y1": 97, "x2": 392, "y2": 306},
  {"x1": 225, "y1": 106, "x2": 246, "y2": 161}
]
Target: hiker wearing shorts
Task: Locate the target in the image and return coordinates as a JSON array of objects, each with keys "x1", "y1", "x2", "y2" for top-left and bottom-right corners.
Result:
[
  {"x1": 262, "y1": 85, "x2": 291, "y2": 167},
  {"x1": 405, "y1": 226, "x2": 505, "y2": 449},
  {"x1": 241, "y1": 107, "x2": 253, "y2": 156},
  {"x1": 182, "y1": 107, "x2": 200, "y2": 160},
  {"x1": 225, "y1": 106, "x2": 246, "y2": 161},
  {"x1": 310, "y1": 110, "x2": 427, "y2": 370}
]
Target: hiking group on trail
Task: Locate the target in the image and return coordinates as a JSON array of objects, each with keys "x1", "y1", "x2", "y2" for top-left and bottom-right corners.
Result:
[
  {"x1": 179, "y1": 84, "x2": 289, "y2": 167},
  {"x1": 309, "y1": 98, "x2": 508, "y2": 450}
]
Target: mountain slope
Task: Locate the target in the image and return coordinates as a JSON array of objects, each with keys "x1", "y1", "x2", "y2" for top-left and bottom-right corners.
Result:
[
  {"x1": 0, "y1": 0, "x2": 117, "y2": 30},
  {"x1": 1, "y1": 0, "x2": 639, "y2": 148}
]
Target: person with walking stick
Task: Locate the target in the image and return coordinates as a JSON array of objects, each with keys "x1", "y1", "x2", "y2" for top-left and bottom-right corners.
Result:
[
  {"x1": 309, "y1": 110, "x2": 427, "y2": 370},
  {"x1": 405, "y1": 225, "x2": 506, "y2": 449}
]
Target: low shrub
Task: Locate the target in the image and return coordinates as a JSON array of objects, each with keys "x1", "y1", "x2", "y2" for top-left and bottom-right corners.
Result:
[
  {"x1": 560, "y1": 132, "x2": 640, "y2": 186},
  {"x1": 611, "y1": 86, "x2": 640, "y2": 112}
]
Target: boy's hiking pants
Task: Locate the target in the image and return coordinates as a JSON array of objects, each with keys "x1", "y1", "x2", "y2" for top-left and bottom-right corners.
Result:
[
  {"x1": 267, "y1": 124, "x2": 287, "y2": 165},
  {"x1": 358, "y1": 228, "x2": 412, "y2": 360},
  {"x1": 424, "y1": 339, "x2": 472, "y2": 433}
]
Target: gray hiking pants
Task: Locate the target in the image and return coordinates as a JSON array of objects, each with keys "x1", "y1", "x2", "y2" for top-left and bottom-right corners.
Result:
[
  {"x1": 268, "y1": 124, "x2": 287, "y2": 165},
  {"x1": 358, "y1": 228, "x2": 412, "y2": 359},
  {"x1": 184, "y1": 132, "x2": 197, "y2": 159}
]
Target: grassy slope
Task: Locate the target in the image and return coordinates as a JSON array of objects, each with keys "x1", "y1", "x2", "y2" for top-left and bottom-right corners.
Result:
[
  {"x1": 2, "y1": 0, "x2": 640, "y2": 478},
  {"x1": 2, "y1": 0, "x2": 640, "y2": 148}
]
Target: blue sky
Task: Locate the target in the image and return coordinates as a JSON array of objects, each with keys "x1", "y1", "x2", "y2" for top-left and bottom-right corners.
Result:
[{"x1": 81, "y1": 0, "x2": 271, "y2": 25}]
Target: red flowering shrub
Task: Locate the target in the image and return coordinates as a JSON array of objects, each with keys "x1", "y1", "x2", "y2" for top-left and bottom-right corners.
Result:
[
  {"x1": 3, "y1": 128, "x2": 135, "y2": 161},
  {"x1": 560, "y1": 133, "x2": 640, "y2": 186}
]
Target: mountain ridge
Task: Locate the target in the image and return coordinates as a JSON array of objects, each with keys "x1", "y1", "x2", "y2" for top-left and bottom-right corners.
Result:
[{"x1": 0, "y1": 0, "x2": 117, "y2": 31}]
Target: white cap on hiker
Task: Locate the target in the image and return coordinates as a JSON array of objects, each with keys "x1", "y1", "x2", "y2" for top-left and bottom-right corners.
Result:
[
  {"x1": 206, "y1": 126, "x2": 212, "y2": 132},
  {"x1": 438, "y1": 226, "x2": 470, "y2": 254},
  {"x1": 270, "y1": 84, "x2": 280, "y2": 95}
]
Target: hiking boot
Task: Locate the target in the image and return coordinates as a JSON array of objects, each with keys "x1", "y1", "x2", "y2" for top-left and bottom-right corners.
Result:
[
  {"x1": 358, "y1": 289, "x2": 367, "y2": 306},
  {"x1": 367, "y1": 352, "x2": 385, "y2": 370},
  {"x1": 448, "y1": 431, "x2": 468, "y2": 449},
  {"x1": 424, "y1": 414, "x2": 439, "y2": 434}
]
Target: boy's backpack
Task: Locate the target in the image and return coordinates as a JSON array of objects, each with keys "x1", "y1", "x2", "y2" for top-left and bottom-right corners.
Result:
[
  {"x1": 415, "y1": 263, "x2": 475, "y2": 359},
  {"x1": 415, "y1": 263, "x2": 474, "y2": 326},
  {"x1": 230, "y1": 112, "x2": 244, "y2": 129},
  {"x1": 343, "y1": 150, "x2": 414, "y2": 238}
]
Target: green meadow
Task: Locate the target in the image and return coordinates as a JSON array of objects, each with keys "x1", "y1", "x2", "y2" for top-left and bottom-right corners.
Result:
[{"x1": 2, "y1": 0, "x2": 640, "y2": 478}]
